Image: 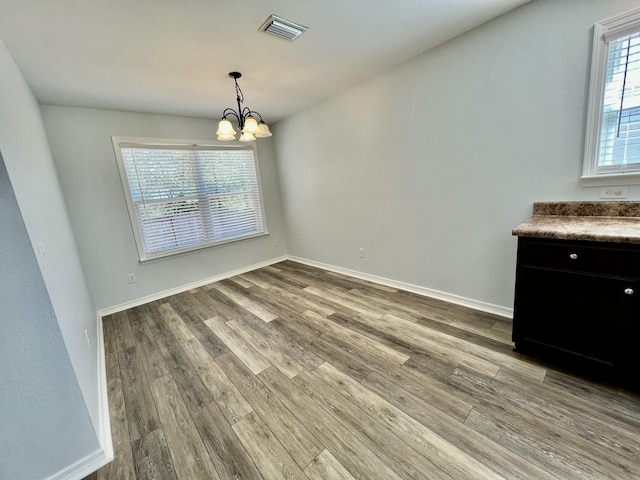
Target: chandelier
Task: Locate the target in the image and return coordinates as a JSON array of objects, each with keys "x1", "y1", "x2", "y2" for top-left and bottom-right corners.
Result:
[{"x1": 216, "y1": 72, "x2": 272, "y2": 142}]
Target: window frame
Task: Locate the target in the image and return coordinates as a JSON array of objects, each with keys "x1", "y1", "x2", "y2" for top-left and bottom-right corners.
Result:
[
  {"x1": 582, "y1": 7, "x2": 640, "y2": 186},
  {"x1": 112, "y1": 136, "x2": 268, "y2": 262}
]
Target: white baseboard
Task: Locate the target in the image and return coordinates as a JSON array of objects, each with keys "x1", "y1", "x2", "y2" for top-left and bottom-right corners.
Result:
[
  {"x1": 287, "y1": 256, "x2": 514, "y2": 319},
  {"x1": 96, "y1": 314, "x2": 114, "y2": 460},
  {"x1": 46, "y1": 447, "x2": 111, "y2": 480},
  {"x1": 97, "y1": 255, "x2": 288, "y2": 317},
  {"x1": 98, "y1": 253, "x2": 513, "y2": 319},
  {"x1": 45, "y1": 317, "x2": 114, "y2": 480}
]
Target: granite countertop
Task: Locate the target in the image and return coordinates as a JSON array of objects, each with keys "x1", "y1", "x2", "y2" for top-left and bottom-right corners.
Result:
[{"x1": 512, "y1": 201, "x2": 640, "y2": 244}]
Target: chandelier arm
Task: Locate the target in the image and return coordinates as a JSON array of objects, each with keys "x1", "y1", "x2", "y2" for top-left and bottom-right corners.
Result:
[
  {"x1": 240, "y1": 106, "x2": 252, "y2": 120},
  {"x1": 222, "y1": 108, "x2": 244, "y2": 130},
  {"x1": 221, "y1": 108, "x2": 241, "y2": 125},
  {"x1": 245, "y1": 110, "x2": 265, "y2": 123}
]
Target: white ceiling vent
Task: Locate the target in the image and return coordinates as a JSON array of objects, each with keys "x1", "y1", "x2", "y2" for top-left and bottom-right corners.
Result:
[{"x1": 259, "y1": 14, "x2": 308, "y2": 42}]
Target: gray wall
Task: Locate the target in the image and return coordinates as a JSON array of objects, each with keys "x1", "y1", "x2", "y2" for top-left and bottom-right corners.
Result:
[
  {"x1": 0, "y1": 153, "x2": 98, "y2": 479},
  {"x1": 273, "y1": 0, "x2": 640, "y2": 315},
  {"x1": 41, "y1": 106, "x2": 288, "y2": 311},
  {"x1": 0, "y1": 36, "x2": 103, "y2": 477}
]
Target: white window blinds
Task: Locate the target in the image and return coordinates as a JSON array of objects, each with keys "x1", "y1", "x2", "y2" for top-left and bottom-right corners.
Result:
[
  {"x1": 583, "y1": 7, "x2": 640, "y2": 181},
  {"x1": 113, "y1": 139, "x2": 266, "y2": 261},
  {"x1": 597, "y1": 31, "x2": 640, "y2": 173}
]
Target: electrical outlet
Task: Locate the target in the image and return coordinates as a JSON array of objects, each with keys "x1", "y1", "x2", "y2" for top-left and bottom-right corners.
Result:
[
  {"x1": 272, "y1": 237, "x2": 278, "y2": 247},
  {"x1": 600, "y1": 186, "x2": 628, "y2": 199},
  {"x1": 127, "y1": 273, "x2": 136, "y2": 284},
  {"x1": 359, "y1": 248, "x2": 365, "y2": 258}
]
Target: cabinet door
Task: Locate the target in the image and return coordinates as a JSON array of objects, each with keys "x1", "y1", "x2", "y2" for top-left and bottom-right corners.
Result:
[
  {"x1": 617, "y1": 287, "x2": 640, "y2": 379},
  {"x1": 513, "y1": 266, "x2": 640, "y2": 367}
]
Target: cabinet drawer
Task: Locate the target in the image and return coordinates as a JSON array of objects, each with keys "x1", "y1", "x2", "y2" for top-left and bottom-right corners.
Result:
[{"x1": 517, "y1": 238, "x2": 640, "y2": 276}]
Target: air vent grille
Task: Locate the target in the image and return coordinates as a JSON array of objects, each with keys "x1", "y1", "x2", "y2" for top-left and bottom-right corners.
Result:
[{"x1": 259, "y1": 14, "x2": 308, "y2": 41}]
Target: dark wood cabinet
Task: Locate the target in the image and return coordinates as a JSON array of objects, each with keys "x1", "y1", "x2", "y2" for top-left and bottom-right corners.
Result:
[{"x1": 513, "y1": 237, "x2": 640, "y2": 390}]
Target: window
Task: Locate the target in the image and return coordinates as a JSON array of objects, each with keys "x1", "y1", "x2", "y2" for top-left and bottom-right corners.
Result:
[
  {"x1": 112, "y1": 137, "x2": 267, "y2": 261},
  {"x1": 583, "y1": 7, "x2": 640, "y2": 182}
]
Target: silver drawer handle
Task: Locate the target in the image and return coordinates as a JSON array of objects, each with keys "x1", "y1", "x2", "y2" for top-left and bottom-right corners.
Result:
[
  {"x1": 569, "y1": 253, "x2": 578, "y2": 260},
  {"x1": 625, "y1": 288, "x2": 635, "y2": 295}
]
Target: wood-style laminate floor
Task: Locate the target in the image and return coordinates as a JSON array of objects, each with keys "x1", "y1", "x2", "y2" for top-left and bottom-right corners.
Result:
[{"x1": 86, "y1": 260, "x2": 640, "y2": 480}]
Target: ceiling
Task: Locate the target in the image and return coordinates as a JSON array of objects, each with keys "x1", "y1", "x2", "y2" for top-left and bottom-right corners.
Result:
[{"x1": 0, "y1": 0, "x2": 530, "y2": 124}]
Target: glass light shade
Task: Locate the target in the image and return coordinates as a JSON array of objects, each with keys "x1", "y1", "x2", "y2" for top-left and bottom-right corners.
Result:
[
  {"x1": 217, "y1": 134, "x2": 236, "y2": 141},
  {"x1": 217, "y1": 119, "x2": 236, "y2": 136},
  {"x1": 242, "y1": 116, "x2": 259, "y2": 134},
  {"x1": 239, "y1": 132, "x2": 256, "y2": 142},
  {"x1": 255, "y1": 122, "x2": 272, "y2": 138}
]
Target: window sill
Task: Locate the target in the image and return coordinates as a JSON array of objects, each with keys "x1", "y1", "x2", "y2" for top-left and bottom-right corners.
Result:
[
  {"x1": 138, "y1": 232, "x2": 269, "y2": 264},
  {"x1": 580, "y1": 173, "x2": 640, "y2": 187}
]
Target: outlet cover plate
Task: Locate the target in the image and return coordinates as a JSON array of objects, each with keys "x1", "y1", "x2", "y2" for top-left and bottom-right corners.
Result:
[{"x1": 600, "y1": 186, "x2": 628, "y2": 199}]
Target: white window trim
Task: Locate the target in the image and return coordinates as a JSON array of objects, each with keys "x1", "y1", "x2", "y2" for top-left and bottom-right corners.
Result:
[
  {"x1": 582, "y1": 6, "x2": 640, "y2": 186},
  {"x1": 112, "y1": 136, "x2": 268, "y2": 262}
]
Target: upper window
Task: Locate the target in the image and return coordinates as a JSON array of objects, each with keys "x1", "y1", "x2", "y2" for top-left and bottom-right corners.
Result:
[
  {"x1": 583, "y1": 7, "x2": 640, "y2": 182},
  {"x1": 112, "y1": 137, "x2": 267, "y2": 262}
]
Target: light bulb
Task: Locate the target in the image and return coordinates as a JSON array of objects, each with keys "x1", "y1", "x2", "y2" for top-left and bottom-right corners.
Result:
[{"x1": 242, "y1": 117, "x2": 259, "y2": 134}]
